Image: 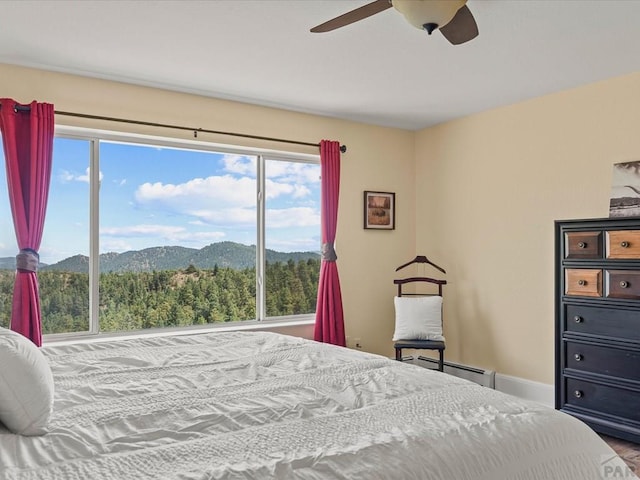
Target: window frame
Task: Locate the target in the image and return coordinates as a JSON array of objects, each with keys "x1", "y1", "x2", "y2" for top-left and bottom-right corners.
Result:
[{"x1": 41, "y1": 125, "x2": 319, "y2": 342}]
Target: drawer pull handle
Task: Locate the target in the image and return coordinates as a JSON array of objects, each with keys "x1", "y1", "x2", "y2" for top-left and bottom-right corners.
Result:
[
  {"x1": 621, "y1": 241, "x2": 630, "y2": 248},
  {"x1": 574, "y1": 390, "x2": 583, "y2": 398},
  {"x1": 578, "y1": 279, "x2": 586, "y2": 286},
  {"x1": 577, "y1": 241, "x2": 586, "y2": 249},
  {"x1": 573, "y1": 316, "x2": 583, "y2": 323},
  {"x1": 574, "y1": 353, "x2": 583, "y2": 361},
  {"x1": 620, "y1": 280, "x2": 629, "y2": 288}
]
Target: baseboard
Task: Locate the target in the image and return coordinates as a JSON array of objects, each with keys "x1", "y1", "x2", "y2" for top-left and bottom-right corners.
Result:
[
  {"x1": 494, "y1": 373, "x2": 554, "y2": 408},
  {"x1": 398, "y1": 355, "x2": 554, "y2": 407},
  {"x1": 404, "y1": 355, "x2": 495, "y2": 388}
]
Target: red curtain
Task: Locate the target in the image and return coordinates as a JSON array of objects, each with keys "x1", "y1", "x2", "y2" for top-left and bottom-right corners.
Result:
[
  {"x1": 0, "y1": 99, "x2": 54, "y2": 346},
  {"x1": 314, "y1": 140, "x2": 345, "y2": 346}
]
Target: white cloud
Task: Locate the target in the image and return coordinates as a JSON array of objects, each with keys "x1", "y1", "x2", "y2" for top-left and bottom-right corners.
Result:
[
  {"x1": 222, "y1": 154, "x2": 256, "y2": 176},
  {"x1": 265, "y1": 179, "x2": 310, "y2": 200},
  {"x1": 101, "y1": 224, "x2": 226, "y2": 244},
  {"x1": 59, "y1": 167, "x2": 103, "y2": 183},
  {"x1": 221, "y1": 155, "x2": 319, "y2": 185},
  {"x1": 266, "y1": 162, "x2": 320, "y2": 184},
  {"x1": 132, "y1": 167, "x2": 318, "y2": 229},
  {"x1": 59, "y1": 171, "x2": 74, "y2": 182},
  {"x1": 135, "y1": 175, "x2": 256, "y2": 208},
  {"x1": 133, "y1": 175, "x2": 312, "y2": 224},
  {"x1": 187, "y1": 231, "x2": 227, "y2": 242},
  {"x1": 100, "y1": 238, "x2": 133, "y2": 254},
  {"x1": 267, "y1": 236, "x2": 321, "y2": 252},
  {"x1": 266, "y1": 207, "x2": 320, "y2": 228},
  {"x1": 187, "y1": 207, "x2": 256, "y2": 226},
  {"x1": 291, "y1": 184, "x2": 311, "y2": 198},
  {"x1": 101, "y1": 224, "x2": 186, "y2": 237}
]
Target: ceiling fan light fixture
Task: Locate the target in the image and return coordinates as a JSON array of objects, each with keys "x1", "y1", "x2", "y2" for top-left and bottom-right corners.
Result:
[
  {"x1": 391, "y1": 0, "x2": 466, "y2": 32},
  {"x1": 423, "y1": 23, "x2": 438, "y2": 35}
]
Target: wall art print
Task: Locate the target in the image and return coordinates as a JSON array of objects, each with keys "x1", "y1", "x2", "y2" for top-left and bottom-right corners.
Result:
[
  {"x1": 364, "y1": 191, "x2": 395, "y2": 230},
  {"x1": 610, "y1": 161, "x2": 640, "y2": 217}
]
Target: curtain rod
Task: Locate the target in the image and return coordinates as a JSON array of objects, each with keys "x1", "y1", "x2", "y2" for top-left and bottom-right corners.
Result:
[{"x1": 3, "y1": 104, "x2": 347, "y2": 153}]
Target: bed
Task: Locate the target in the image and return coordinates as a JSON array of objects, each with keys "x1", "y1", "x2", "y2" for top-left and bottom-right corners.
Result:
[{"x1": 0, "y1": 330, "x2": 635, "y2": 479}]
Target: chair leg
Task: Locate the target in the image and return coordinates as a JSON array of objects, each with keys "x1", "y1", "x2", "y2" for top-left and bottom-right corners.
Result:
[
  {"x1": 438, "y1": 350, "x2": 444, "y2": 372},
  {"x1": 395, "y1": 348, "x2": 402, "y2": 361}
]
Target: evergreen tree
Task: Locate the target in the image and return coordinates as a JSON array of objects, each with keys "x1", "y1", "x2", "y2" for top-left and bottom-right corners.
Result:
[{"x1": 0, "y1": 257, "x2": 320, "y2": 334}]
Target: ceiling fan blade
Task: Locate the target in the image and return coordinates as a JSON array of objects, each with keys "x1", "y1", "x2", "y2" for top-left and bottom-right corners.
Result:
[
  {"x1": 439, "y1": 5, "x2": 478, "y2": 45},
  {"x1": 310, "y1": 0, "x2": 392, "y2": 33}
]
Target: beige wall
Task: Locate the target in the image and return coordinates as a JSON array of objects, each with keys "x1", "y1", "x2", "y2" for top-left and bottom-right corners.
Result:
[
  {"x1": 414, "y1": 72, "x2": 640, "y2": 383},
  {"x1": 0, "y1": 63, "x2": 415, "y2": 358},
  {"x1": 3, "y1": 63, "x2": 639, "y2": 384}
]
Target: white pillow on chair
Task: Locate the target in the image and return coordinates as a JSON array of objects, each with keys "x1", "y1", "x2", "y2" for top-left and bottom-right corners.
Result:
[
  {"x1": 392, "y1": 296, "x2": 445, "y2": 342},
  {"x1": 0, "y1": 327, "x2": 54, "y2": 435}
]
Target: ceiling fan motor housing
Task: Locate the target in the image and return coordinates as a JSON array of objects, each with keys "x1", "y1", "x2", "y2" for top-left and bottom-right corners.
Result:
[{"x1": 392, "y1": 0, "x2": 466, "y2": 31}]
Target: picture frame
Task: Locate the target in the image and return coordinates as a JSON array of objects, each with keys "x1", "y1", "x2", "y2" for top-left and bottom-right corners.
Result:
[
  {"x1": 364, "y1": 191, "x2": 395, "y2": 230},
  {"x1": 610, "y1": 161, "x2": 640, "y2": 217}
]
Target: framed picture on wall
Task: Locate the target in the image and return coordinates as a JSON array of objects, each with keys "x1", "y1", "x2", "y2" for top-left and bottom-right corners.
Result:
[
  {"x1": 610, "y1": 161, "x2": 640, "y2": 217},
  {"x1": 364, "y1": 191, "x2": 395, "y2": 230}
]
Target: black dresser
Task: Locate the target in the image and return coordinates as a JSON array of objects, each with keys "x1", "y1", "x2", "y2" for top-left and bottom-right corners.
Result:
[{"x1": 555, "y1": 217, "x2": 640, "y2": 443}]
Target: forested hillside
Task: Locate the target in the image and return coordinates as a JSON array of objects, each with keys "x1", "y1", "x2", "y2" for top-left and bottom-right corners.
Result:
[
  {"x1": 0, "y1": 259, "x2": 320, "y2": 334},
  {"x1": 0, "y1": 241, "x2": 319, "y2": 273}
]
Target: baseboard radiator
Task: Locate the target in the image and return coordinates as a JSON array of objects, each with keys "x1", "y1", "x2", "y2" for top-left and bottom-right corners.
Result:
[{"x1": 403, "y1": 355, "x2": 496, "y2": 389}]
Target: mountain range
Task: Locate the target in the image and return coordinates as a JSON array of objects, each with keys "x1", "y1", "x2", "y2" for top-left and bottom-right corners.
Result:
[{"x1": 0, "y1": 241, "x2": 320, "y2": 273}]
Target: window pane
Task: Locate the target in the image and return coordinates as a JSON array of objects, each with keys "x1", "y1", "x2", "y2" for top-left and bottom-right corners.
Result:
[
  {"x1": 2, "y1": 133, "x2": 318, "y2": 337},
  {"x1": 0, "y1": 146, "x2": 12, "y2": 329},
  {"x1": 0, "y1": 138, "x2": 91, "y2": 334},
  {"x1": 264, "y1": 159, "x2": 321, "y2": 317},
  {"x1": 98, "y1": 142, "x2": 257, "y2": 332}
]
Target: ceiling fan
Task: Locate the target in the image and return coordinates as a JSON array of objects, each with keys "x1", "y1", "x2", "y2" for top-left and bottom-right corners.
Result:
[{"x1": 310, "y1": 0, "x2": 478, "y2": 45}]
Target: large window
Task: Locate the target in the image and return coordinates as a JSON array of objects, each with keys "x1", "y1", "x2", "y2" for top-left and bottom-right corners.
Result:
[{"x1": 0, "y1": 130, "x2": 321, "y2": 337}]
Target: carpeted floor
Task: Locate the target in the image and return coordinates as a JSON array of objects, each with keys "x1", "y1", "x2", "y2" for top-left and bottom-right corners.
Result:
[{"x1": 601, "y1": 434, "x2": 640, "y2": 475}]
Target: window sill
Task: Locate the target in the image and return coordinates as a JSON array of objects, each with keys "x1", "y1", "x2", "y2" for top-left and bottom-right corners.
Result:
[{"x1": 44, "y1": 315, "x2": 316, "y2": 347}]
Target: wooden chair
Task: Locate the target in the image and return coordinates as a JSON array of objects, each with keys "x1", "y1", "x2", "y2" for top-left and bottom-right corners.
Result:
[{"x1": 393, "y1": 256, "x2": 447, "y2": 371}]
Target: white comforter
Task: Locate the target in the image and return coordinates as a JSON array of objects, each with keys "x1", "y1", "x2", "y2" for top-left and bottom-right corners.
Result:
[{"x1": 0, "y1": 331, "x2": 631, "y2": 479}]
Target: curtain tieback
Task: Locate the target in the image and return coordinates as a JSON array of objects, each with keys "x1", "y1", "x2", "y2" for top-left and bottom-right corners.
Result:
[
  {"x1": 16, "y1": 248, "x2": 39, "y2": 272},
  {"x1": 321, "y1": 242, "x2": 337, "y2": 262}
]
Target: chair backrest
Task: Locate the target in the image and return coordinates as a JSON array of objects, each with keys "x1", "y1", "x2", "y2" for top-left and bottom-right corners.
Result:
[
  {"x1": 394, "y1": 277, "x2": 447, "y2": 297},
  {"x1": 392, "y1": 277, "x2": 447, "y2": 344}
]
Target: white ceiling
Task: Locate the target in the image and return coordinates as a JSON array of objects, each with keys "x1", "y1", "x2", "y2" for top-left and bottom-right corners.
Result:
[{"x1": 0, "y1": 0, "x2": 639, "y2": 130}]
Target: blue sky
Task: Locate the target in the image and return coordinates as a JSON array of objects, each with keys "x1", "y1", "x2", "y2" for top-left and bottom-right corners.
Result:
[{"x1": 0, "y1": 138, "x2": 321, "y2": 265}]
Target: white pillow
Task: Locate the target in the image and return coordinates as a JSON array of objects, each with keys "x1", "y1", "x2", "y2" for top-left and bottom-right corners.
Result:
[
  {"x1": 0, "y1": 327, "x2": 54, "y2": 435},
  {"x1": 392, "y1": 296, "x2": 445, "y2": 342}
]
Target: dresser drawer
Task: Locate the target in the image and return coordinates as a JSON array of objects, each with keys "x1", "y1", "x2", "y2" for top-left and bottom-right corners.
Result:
[
  {"x1": 566, "y1": 342, "x2": 640, "y2": 382},
  {"x1": 564, "y1": 231, "x2": 602, "y2": 259},
  {"x1": 566, "y1": 304, "x2": 640, "y2": 342},
  {"x1": 607, "y1": 230, "x2": 640, "y2": 259},
  {"x1": 565, "y1": 377, "x2": 640, "y2": 423},
  {"x1": 565, "y1": 269, "x2": 602, "y2": 297},
  {"x1": 606, "y1": 270, "x2": 640, "y2": 299},
  {"x1": 557, "y1": 219, "x2": 640, "y2": 442}
]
